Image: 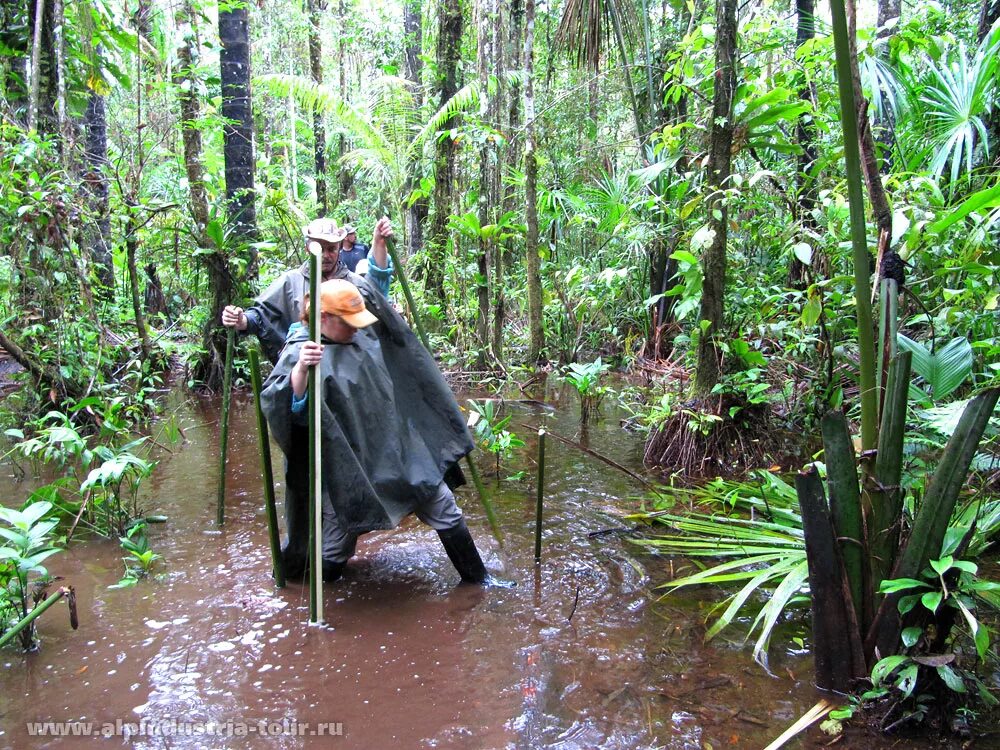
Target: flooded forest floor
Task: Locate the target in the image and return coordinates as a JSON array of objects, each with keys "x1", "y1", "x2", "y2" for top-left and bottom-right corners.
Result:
[{"x1": 0, "y1": 384, "x2": 980, "y2": 749}]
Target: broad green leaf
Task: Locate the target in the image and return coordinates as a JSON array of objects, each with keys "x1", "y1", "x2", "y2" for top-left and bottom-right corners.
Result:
[
  {"x1": 872, "y1": 654, "x2": 909, "y2": 686},
  {"x1": 930, "y1": 555, "x2": 954, "y2": 575},
  {"x1": 901, "y1": 626, "x2": 923, "y2": 647},
  {"x1": 897, "y1": 334, "x2": 973, "y2": 401},
  {"x1": 922, "y1": 590, "x2": 943, "y2": 613},
  {"x1": 936, "y1": 664, "x2": 967, "y2": 693},
  {"x1": 879, "y1": 577, "x2": 928, "y2": 594}
]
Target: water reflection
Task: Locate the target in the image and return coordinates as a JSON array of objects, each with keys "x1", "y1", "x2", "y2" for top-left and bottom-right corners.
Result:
[{"x1": 0, "y1": 386, "x2": 890, "y2": 749}]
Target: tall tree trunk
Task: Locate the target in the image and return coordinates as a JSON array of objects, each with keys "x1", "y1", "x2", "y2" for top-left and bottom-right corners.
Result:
[
  {"x1": 125, "y1": 202, "x2": 152, "y2": 362},
  {"x1": 336, "y1": 0, "x2": 353, "y2": 200},
  {"x1": 219, "y1": 4, "x2": 258, "y2": 253},
  {"x1": 475, "y1": 0, "x2": 495, "y2": 365},
  {"x1": 979, "y1": 0, "x2": 1000, "y2": 162},
  {"x1": 789, "y1": 0, "x2": 823, "y2": 287},
  {"x1": 403, "y1": 0, "x2": 428, "y2": 258},
  {"x1": 84, "y1": 90, "x2": 114, "y2": 294},
  {"x1": 426, "y1": 0, "x2": 463, "y2": 304},
  {"x1": 0, "y1": 0, "x2": 29, "y2": 119},
  {"x1": 978, "y1": 0, "x2": 1000, "y2": 41},
  {"x1": 28, "y1": 0, "x2": 56, "y2": 135},
  {"x1": 308, "y1": 0, "x2": 327, "y2": 214},
  {"x1": 847, "y1": 0, "x2": 891, "y2": 241},
  {"x1": 524, "y1": 0, "x2": 544, "y2": 362},
  {"x1": 693, "y1": 0, "x2": 737, "y2": 396}
]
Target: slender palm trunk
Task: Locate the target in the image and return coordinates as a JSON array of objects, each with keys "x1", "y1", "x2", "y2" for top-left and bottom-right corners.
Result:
[
  {"x1": 403, "y1": 0, "x2": 428, "y2": 257},
  {"x1": 308, "y1": 0, "x2": 327, "y2": 213},
  {"x1": 219, "y1": 4, "x2": 258, "y2": 252},
  {"x1": 524, "y1": 0, "x2": 544, "y2": 362},
  {"x1": 427, "y1": 0, "x2": 463, "y2": 304},
  {"x1": 693, "y1": 0, "x2": 737, "y2": 396},
  {"x1": 84, "y1": 83, "x2": 114, "y2": 294}
]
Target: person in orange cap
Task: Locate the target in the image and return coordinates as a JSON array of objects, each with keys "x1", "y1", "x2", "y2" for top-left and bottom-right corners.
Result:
[{"x1": 261, "y1": 279, "x2": 489, "y2": 585}]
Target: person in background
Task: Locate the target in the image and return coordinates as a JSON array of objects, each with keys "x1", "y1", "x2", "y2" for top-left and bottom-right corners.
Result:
[
  {"x1": 220, "y1": 217, "x2": 393, "y2": 363},
  {"x1": 338, "y1": 224, "x2": 368, "y2": 272}
]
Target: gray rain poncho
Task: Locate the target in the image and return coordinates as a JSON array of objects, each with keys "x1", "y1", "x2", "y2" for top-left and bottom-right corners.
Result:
[{"x1": 259, "y1": 294, "x2": 474, "y2": 554}]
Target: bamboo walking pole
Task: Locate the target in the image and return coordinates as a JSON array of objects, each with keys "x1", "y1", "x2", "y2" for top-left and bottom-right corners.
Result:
[
  {"x1": 216, "y1": 326, "x2": 235, "y2": 526},
  {"x1": 534, "y1": 429, "x2": 546, "y2": 563},
  {"x1": 249, "y1": 347, "x2": 285, "y2": 588},
  {"x1": 382, "y1": 232, "x2": 503, "y2": 545},
  {"x1": 308, "y1": 248, "x2": 323, "y2": 623}
]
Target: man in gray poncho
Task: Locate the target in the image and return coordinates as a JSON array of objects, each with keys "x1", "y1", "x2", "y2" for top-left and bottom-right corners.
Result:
[
  {"x1": 221, "y1": 217, "x2": 392, "y2": 363},
  {"x1": 260, "y1": 278, "x2": 489, "y2": 584}
]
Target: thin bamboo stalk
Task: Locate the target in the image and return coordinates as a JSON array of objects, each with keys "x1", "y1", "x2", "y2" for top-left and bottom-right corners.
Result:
[
  {"x1": 464, "y1": 453, "x2": 504, "y2": 546},
  {"x1": 308, "y1": 248, "x2": 323, "y2": 623},
  {"x1": 830, "y1": 0, "x2": 878, "y2": 451},
  {"x1": 216, "y1": 326, "x2": 235, "y2": 526},
  {"x1": 249, "y1": 347, "x2": 285, "y2": 588},
  {"x1": 534, "y1": 429, "x2": 546, "y2": 563},
  {"x1": 384, "y1": 235, "x2": 430, "y2": 352},
  {"x1": 0, "y1": 587, "x2": 68, "y2": 649}
]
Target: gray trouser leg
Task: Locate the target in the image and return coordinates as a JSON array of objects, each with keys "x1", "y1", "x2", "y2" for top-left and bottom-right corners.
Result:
[
  {"x1": 322, "y1": 492, "x2": 359, "y2": 564},
  {"x1": 414, "y1": 482, "x2": 464, "y2": 531}
]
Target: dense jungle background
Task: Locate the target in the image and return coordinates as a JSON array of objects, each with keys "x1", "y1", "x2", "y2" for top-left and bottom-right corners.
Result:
[{"x1": 2, "y1": 0, "x2": 1000, "y2": 744}]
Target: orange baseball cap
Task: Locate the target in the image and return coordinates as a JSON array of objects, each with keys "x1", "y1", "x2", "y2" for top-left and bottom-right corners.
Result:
[{"x1": 319, "y1": 279, "x2": 378, "y2": 328}]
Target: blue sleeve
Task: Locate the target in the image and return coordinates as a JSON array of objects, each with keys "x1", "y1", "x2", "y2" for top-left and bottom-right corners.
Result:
[
  {"x1": 366, "y1": 248, "x2": 394, "y2": 298},
  {"x1": 291, "y1": 391, "x2": 307, "y2": 416}
]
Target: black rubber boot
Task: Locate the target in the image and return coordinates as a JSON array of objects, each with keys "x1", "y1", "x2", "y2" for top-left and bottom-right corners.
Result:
[
  {"x1": 437, "y1": 520, "x2": 488, "y2": 584},
  {"x1": 322, "y1": 560, "x2": 346, "y2": 583}
]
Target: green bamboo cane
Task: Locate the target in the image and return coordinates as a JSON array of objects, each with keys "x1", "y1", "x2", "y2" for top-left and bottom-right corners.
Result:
[
  {"x1": 249, "y1": 347, "x2": 285, "y2": 588},
  {"x1": 464, "y1": 452, "x2": 504, "y2": 546},
  {"x1": 217, "y1": 326, "x2": 235, "y2": 526},
  {"x1": 384, "y1": 235, "x2": 431, "y2": 352},
  {"x1": 379, "y1": 222, "x2": 502, "y2": 546},
  {"x1": 829, "y1": 0, "x2": 878, "y2": 451},
  {"x1": 308, "y1": 248, "x2": 323, "y2": 623},
  {"x1": 0, "y1": 587, "x2": 69, "y2": 649},
  {"x1": 534, "y1": 429, "x2": 546, "y2": 563}
]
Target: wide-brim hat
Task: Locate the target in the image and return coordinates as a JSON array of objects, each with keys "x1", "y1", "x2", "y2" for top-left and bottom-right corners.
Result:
[
  {"x1": 319, "y1": 279, "x2": 378, "y2": 328},
  {"x1": 343, "y1": 224, "x2": 357, "y2": 235},
  {"x1": 304, "y1": 218, "x2": 347, "y2": 245}
]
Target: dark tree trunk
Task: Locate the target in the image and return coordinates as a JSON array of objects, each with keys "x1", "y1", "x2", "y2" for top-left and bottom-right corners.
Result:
[
  {"x1": 524, "y1": 0, "x2": 544, "y2": 362},
  {"x1": 308, "y1": 0, "x2": 327, "y2": 214},
  {"x1": 125, "y1": 202, "x2": 152, "y2": 363},
  {"x1": 789, "y1": 0, "x2": 824, "y2": 287},
  {"x1": 403, "y1": 0, "x2": 428, "y2": 258},
  {"x1": 84, "y1": 91, "x2": 114, "y2": 294},
  {"x1": 979, "y1": 0, "x2": 1000, "y2": 162},
  {"x1": 978, "y1": 0, "x2": 1000, "y2": 41},
  {"x1": 335, "y1": 0, "x2": 353, "y2": 200},
  {"x1": 426, "y1": 0, "x2": 463, "y2": 304},
  {"x1": 28, "y1": 0, "x2": 57, "y2": 136},
  {"x1": 144, "y1": 262, "x2": 168, "y2": 319},
  {"x1": 219, "y1": 4, "x2": 258, "y2": 256},
  {"x1": 0, "y1": 0, "x2": 29, "y2": 120},
  {"x1": 694, "y1": 0, "x2": 737, "y2": 396},
  {"x1": 847, "y1": 0, "x2": 891, "y2": 243},
  {"x1": 876, "y1": 0, "x2": 901, "y2": 33}
]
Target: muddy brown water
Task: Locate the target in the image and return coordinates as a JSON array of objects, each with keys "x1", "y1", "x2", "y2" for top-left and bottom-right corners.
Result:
[{"x1": 0, "y1": 388, "x2": 940, "y2": 749}]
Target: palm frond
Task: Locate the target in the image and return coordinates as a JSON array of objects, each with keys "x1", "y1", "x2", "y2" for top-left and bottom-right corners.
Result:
[
  {"x1": 255, "y1": 73, "x2": 392, "y2": 158},
  {"x1": 554, "y1": 0, "x2": 638, "y2": 71},
  {"x1": 410, "y1": 81, "x2": 483, "y2": 154}
]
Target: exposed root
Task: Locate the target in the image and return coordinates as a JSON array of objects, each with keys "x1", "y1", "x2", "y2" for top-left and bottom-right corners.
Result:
[{"x1": 643, "y1": 395, "x2": 772, "y2": 478}]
